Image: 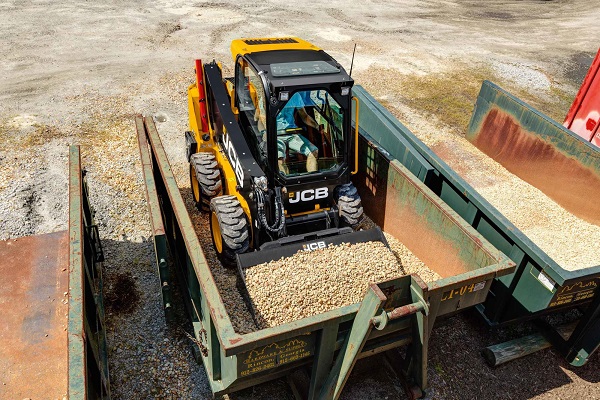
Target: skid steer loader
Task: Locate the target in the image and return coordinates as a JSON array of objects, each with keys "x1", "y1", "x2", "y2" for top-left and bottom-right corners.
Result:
[{"x1": 186, "y1": 37, "x2": 385, "y2": 269}]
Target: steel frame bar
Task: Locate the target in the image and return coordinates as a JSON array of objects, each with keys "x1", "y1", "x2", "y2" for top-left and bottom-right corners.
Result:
[
  {"x1": 136, "y1": 117, "x2": 173, "y2": 321},
  {"x1": 68, "y1": 146, "x2": 111, "y2": 399}
]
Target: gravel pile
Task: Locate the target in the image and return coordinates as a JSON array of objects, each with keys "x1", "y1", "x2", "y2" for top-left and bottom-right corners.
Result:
[
  {"x1": 242, "y1": 231, "x2": 442, "y2": 329},
  {"x1": 244, "y1": 241, "x2": 401, "y2": 328},
  {"x1": 181, "y1": 193, "x2": 441, "y2": 332},
  {"x1": 477, "y1": 181, "x2": 600, "y2": 270}
]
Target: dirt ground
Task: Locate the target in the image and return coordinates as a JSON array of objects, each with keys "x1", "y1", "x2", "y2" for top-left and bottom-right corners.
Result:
[{"x1": 1, "y1": 0, "x2": 599, "y2": 399}]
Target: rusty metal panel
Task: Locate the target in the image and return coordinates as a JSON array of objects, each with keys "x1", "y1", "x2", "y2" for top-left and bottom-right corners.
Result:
[
  {"x1": 354, "y1": 130, "x2": 514, "y2": 312},
  {"x1": 466, "y1": 80, "x2": 600, "y2": 226},
  {"x1": 383, "y1": 160, "x2": 504, "y2": 278},
  {"x1": 0, "y1": 232, "x2": 69, "y2": 399}
]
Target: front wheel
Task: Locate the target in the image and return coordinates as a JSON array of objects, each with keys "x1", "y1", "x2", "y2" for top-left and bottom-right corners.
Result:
[
  {"x1": 190, "y1": 152, "x2": 222, "y2": 211},
  {"x1": 335, "y1": 183, "x2": 364, "y2": 229},
  {"x1": 209, "y1": 196, "x2": 250, "y2": 268}
]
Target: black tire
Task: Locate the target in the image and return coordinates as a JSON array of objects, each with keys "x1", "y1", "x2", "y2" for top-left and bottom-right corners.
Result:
[
  {"x1": 335, "y1": 183, "x2": 364, "y2": 228},
  {"x1": 209, "y1": 196, "x2": 250, "y2": 268},
  {"x1": 190, "y1": 152, "x2": 222, "y2": 211}
]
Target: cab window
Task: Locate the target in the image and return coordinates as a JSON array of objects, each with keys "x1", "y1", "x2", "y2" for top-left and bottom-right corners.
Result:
[
  {"x1": 235, "y1": 59, "x2": 267, "y2": 165},
  {"x1": 276, "y1": 89, "x2": 344, "y2": 177}
]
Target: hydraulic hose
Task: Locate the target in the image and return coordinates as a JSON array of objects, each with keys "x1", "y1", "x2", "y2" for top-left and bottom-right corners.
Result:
[{"x1": 255, "y1": 187, "x2": 285, "y2": 234}]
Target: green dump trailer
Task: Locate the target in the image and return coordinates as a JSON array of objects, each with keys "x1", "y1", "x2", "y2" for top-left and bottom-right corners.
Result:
[
  {"x1": 0, "y1": 146, "x2": 110, "y2": 399},
  {"x1": 136, "y1": 101, "x2": 515, "y2": 399},
  {"x1": 351, "y1": 82, "x2": 600, "y2": 368}
]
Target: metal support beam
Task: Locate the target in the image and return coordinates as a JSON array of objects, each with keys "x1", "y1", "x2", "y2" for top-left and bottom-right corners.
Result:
[
  {"x1": 308, "y1": 321, "x2": 339, "y2": 400},
  {"x1": 318, "y1": 284, "x2": 386, "y2": 400},
  {"x1": 317, "y1": 276, "x2": 429, "y2": 400},
  {"x1": 135, "y1": 116, "x2": 173, "y2": 322},
  {"x1": 68, "y1": 146, "x2": 111, "y2": 399}
]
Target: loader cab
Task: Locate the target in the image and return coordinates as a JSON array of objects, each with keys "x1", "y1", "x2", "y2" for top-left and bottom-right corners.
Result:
[{"x1": 234, "y1": 49, "x2": 354, "y2": 188}]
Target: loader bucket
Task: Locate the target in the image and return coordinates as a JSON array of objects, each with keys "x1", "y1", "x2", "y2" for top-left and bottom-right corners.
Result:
[{"x1": 236, "y1": 227, "x2": 388, "y2": 278}]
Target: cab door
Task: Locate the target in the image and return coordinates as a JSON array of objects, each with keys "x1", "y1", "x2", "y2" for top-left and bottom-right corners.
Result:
[{"x1": 234, "y1": 57, "x2": 269, "y2": 169}]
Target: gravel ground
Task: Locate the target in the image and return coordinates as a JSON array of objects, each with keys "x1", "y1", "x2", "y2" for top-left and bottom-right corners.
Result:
[{"x1": 2, "y1": 1, "x2": 600, "y2": 399}]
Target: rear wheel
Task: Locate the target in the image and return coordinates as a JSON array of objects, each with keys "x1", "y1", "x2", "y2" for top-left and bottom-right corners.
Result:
[
  {"x1": 190, "y1": 152, "x2": 222, "y2": 211},
  {"x1": 335, "y1": 183, "x2": 364, "y2": 228},
  {"x1": 209, "y1": 196, "x2": 250, "y2": 268}
]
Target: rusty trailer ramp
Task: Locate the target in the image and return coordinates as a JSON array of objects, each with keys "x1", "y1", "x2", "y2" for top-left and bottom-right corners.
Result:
[{"x1": 0, "y1": 232, "x2": 70, "y2": 399}]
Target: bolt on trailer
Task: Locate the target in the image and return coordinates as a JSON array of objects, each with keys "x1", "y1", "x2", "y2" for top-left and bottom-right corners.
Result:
[
  {"x1": 0, "y1": 146, "x2": 110, "y2": 400},
  {"x1": 351, "y1": 79, "x2": 600, "y2": 367},
  {"x1": 136, "y1": 79, "x2": 514, "y2": 399}
]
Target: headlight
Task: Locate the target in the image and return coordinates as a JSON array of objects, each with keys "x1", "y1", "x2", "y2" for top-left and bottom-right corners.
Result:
[{"x1": 279, "y1": 91, "x2": 289, "y2": 101}]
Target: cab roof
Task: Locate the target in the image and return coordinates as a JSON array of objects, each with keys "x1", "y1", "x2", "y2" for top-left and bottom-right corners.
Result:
[
  {"x1": 231, "y1": 38, "x2": 353, "y2": 89},
  {"x1": 230, "y1": 37, "x2": 320, "y2": 60}
]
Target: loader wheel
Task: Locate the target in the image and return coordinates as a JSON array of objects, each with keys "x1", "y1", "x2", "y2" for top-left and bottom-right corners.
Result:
[
  {"x1": 209, "y1": 196, "x2": 250, "y2": 268},
  {"x1": 190, "y1": 152, "x2": 222, "y2": 211},
  {"x1": 335, "y1": 183, "x2": 364, "y2": 228}
]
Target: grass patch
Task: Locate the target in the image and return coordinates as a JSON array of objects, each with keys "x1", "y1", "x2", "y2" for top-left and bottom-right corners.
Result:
[
  {"x1": 397, "y1": 66, "x2": 493, "y2": 135},
  {"x1": 434, "y1": 362, "x2": 445, "y2": 376},
  {"x1": 357, "y1": 62, "x2": 576, "y2": 136}
]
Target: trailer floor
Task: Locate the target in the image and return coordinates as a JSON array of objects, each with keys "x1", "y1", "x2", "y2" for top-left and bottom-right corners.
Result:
[
  {"x1": 1, "y1": 0, "x2": 599, "y2": 399},
  {"x1": 0, "y1": 232, "x2": 69, "y2": 400}
]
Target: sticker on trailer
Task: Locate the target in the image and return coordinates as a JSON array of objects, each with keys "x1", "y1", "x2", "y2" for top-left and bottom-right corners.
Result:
[{"x1": 533, "y1": 269, "x2": 556, "y2": 293}]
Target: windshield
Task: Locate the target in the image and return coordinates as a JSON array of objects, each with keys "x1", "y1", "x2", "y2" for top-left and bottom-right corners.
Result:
[{"x1": 275, "y1": 89, "x2": 344, "y2": 177}]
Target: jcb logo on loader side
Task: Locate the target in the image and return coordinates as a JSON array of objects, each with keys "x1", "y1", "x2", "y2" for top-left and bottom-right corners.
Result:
[
  {"x1": 303, "y1": 241, "x2": 327, "y2": 252},
  {"x1": 289, "y1": 187, "x2": 328, "y2": 203},
  {"x1": 223, "y1": 132, "x2": 245, "y2": 188}
]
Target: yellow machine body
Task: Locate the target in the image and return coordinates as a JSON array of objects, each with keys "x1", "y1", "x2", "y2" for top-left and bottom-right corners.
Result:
[
  {"x1": 187, "y1": 80, "x2": 252, "y2": 220},
  {"x1": 188, "y1": 37, "x2": 329, "y2": 223}
]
